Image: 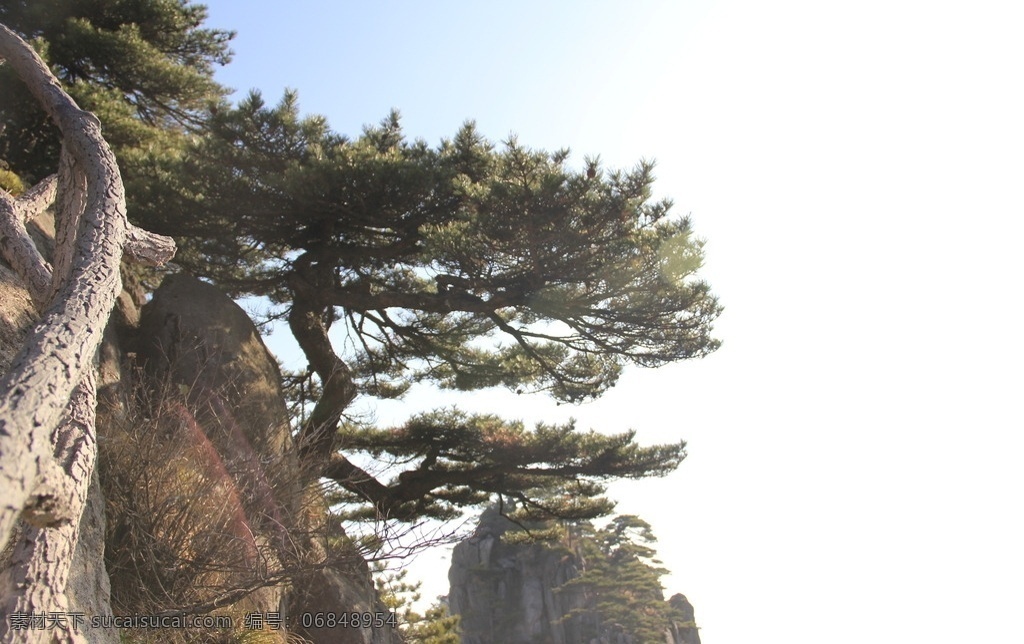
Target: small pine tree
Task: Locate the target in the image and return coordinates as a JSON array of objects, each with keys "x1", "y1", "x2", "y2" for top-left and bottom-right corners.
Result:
[
  {"x1": 559, "y1": 516, "x2": 675, "y2": 643},
  {"x1": 374, "y1": 565, "x2": 460, "y2": 643}
]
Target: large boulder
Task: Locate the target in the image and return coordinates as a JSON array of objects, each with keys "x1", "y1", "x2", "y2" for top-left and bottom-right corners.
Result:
[
  {"x1": 136, "y1": 272, "x2": 294, "y2": 459},
  {"x1": 135, "y1": 272, "x2": 402, "y2": 643}
]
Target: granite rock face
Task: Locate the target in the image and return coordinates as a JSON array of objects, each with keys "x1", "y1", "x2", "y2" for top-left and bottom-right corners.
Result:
[
  {"x1": 667, "y1": 594, "x2": 701, "y2": 644},
  {"x1": 137, "y1": 273, "x2": 295, "y2": 459},
  {"x1": 448, "y1": 510, "x2": 701, "y2": 644},
  {"x1": 449, "y1": 519, "x2": 587, "y2": 644},
  {"x1": 291, "y1": 564, "x2": 403, "y2": 644}
]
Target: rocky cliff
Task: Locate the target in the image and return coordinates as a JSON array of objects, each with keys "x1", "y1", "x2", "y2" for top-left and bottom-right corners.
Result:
[
  {"x1": 0, "y1": 214, "x2": 402, "y2": 642},
  {"x1": 449, "y1": 513, "x2": 587, "y2": 644},
  {"x1": 448, "y1": 509, "x2": 701, "y2": 644}
]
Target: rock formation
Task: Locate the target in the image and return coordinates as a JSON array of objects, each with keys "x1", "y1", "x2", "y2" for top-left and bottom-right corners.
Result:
[
  {"x1": 449, "y1": 512, "x2": 587, "y2": 644},
  {"x1": 449, "y1": 509, "x2": 701, "y2": 644},
  {"x1": 666, "y1": 594, "x2": 701, "y2": 644}
]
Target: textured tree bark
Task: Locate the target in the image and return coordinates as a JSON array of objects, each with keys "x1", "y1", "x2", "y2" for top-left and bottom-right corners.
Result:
[
  {"x1": 0, "y1": 373, "x2": 96, "y2": 644},
  {"x1": 0, "y1": 21, "x2": 175, "y2": 641},
  {"x1": 0, "y1": 179, "x2": 52, "y2": 308},
  {"x1": 2, "y1": 154, "x2": 96, "y2": 642}
]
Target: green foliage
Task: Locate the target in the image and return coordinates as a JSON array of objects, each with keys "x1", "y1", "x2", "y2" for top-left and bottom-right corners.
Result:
[
  {"x1": 2, "y1": 0, "x2": 719, "y2": 527},
  {"x1": 556, "y1": 515, "x2": 675, "y2": 643},
  {"x1": 331, "y1": 409, "x2": 684, "y2": 521},
  {"x1": 0, "y1": 0, "x2": 233, "y2": 181},
  {"x1": 133, "y1": 93, "x2": 721, "y2": 405},
  {"x1": 128, "y1": 90, "x2": 720, "y2": 523},
  {"x1": 0, "y1": 164, "x2": 24, "y2": 195},
  {"x1": 375, "y1": 565, "x2": 461, "y2": 643}
]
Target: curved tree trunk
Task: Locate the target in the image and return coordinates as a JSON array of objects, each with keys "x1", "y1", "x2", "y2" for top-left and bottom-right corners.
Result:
[{"x1": 0, "y1": 22, "x2": 175, "y2": 642}]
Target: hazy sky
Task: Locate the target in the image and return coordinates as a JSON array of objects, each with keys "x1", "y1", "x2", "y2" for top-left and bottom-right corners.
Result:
[{"x1": 198, "y1": 1, "x2": 1024, "y2": 642}]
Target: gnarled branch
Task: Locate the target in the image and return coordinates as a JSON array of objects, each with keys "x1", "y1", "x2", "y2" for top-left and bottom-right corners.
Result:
[{"x1": 0, "y1": 22, "x2": 176, "y2": 635}]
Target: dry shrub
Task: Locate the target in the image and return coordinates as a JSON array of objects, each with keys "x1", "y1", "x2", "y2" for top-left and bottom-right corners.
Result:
[{"x1": 98, "y1": 364, "x2": 321, "y2": 644}]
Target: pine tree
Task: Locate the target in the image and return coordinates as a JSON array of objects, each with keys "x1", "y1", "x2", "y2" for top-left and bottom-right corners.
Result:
[
  {"x1": 129, "y1": 92, "x2": 723, "y2": 522},
  {"x1": 560, "y1": 516, "x2": 675, "y2": 643},
  {"x1": 0, "y1": 0, "x2": 233, "y2": 181},
  {"x1": 375, "y1": 565, "x2": 461, "y2": 643}
]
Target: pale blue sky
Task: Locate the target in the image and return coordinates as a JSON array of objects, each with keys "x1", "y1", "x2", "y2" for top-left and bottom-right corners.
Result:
[{"x1": 199, "y1": 1, "x2": 1024, "y2": 642}]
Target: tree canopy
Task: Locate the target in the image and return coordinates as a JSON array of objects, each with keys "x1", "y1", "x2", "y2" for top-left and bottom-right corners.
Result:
[
  {"x1": 131, "y1": 91, "x2": 722, "y2": 521},
  {"x1": 330, "y1": 410, "x2": 688, "y2": 521},
  {"x1": 2, "y1": 0, "x2": 721, "y2": 527},
  {"x1": 0, "y1": 0, "x2": 233, "y2": 181}
]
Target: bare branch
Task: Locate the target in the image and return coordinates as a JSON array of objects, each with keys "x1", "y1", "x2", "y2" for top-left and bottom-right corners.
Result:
[
  {"x1": 49, "y1": 147, "x2": 87, "y2": 304},
  {"x1": 124, "y1": 225, "x2": 177, "y2": 266},
  {"x1": 14, "y1": 174, "x2": 58, "y2": 222},
  {"x1": 0, "y1": 189, "x2": 51, "y2": 307}
]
